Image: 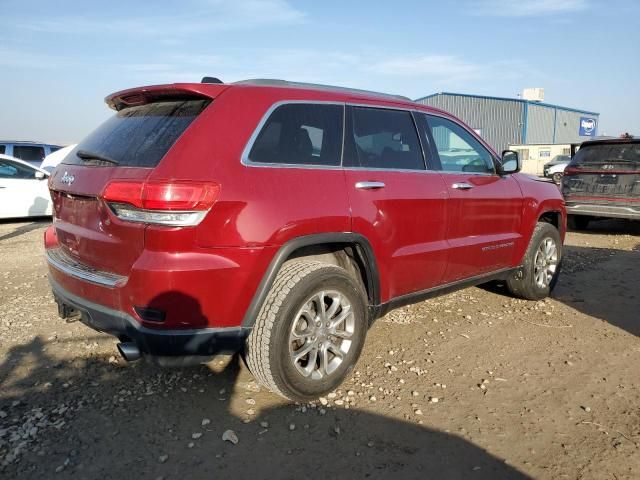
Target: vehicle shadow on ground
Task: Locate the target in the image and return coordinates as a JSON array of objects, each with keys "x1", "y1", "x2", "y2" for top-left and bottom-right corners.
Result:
[
  {"x1": 567, "y1": 218, "x2": 640, "y2": 236},
  {"x1": 481, "y1": 243, "x2": 640, "y2": 337},
  {"x1": 0, "y1": 220, "x2": 50, "y2": 242},
  {"x1": 0, "y1": 336, "x2": 529, "y2": 480},
  {"x1": 553, "y1": 244, "x2": 640, "y2": 336}
]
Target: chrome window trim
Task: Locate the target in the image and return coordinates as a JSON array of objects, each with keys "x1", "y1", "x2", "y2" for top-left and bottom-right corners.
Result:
[
  {"x1": 241, "y1": 100, "x2": 438, "y2": 172},
  {"x1": 240, "y1": 99, "x2": 499, "y2": 175},
  {"x1": 240, "y1": 100, "x2": 346, "y2": 170},
  {"x1": 46, "y1": 248, "x2": 126, "y2": 288}
]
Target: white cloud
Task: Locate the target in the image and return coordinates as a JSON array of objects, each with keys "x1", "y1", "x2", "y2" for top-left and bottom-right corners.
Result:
[
  {"x1": 471, "y1": 0, "x2": 588, "y2": 16},
  {"x1": 367, "y1": 55, "x2": 484, "y2": 82},
  {"x1": 0, "y1": 43, "x2": 530, "y2": 102},
  {"x1": 20, "y1": 0, "x2": 306, "y2": 37},
  {"x1": 0, "y1": 46, "x2": 72, "y2": 69},
  {"x1": 109, "y1": 50, "x2": 528, "y2": 97}
]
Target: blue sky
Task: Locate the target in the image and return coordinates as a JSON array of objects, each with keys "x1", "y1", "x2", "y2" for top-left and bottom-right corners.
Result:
[{"x1": 1, "y1": 0, "x2": 638, "y2": 143}]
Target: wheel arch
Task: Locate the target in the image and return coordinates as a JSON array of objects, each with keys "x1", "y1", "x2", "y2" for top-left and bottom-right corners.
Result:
[
  {"x1": 538, "y1": 210, "x2": 562, "y2": 230},
  {"x1": 241, "y1": 233, "x2": 380, "y2": 327}
]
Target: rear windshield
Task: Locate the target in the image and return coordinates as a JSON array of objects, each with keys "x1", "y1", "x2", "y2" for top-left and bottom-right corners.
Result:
[
  {"x1": 572, "y1": 143, "x2": 640, "y2": 165},
  {"x1": 64, "y1": 99, "x2": 210, "y2": 168}
]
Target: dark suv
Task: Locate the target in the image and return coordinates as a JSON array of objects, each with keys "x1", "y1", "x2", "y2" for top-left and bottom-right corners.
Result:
[
  {"x1": 562, "y1": 138, "x2": 640, "y2": 229},
  {"x1": 45, "y1": 79, "x2": 566, "y2": 400}
]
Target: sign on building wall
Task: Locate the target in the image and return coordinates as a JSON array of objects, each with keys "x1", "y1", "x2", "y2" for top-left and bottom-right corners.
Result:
[{"x1": 579, "y1": 117, "x2": 597, "y2": 136}]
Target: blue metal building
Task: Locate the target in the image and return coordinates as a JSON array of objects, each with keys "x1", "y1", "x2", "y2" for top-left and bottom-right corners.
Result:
[{"x1": 415, "y1": 92, "x2": 599, "y2": 153}]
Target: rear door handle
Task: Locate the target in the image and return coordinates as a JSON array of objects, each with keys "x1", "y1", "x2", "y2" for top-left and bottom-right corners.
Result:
[
  {"x1": 355, "y1": 181, "x2": 385, "y2": 190},
  {"x1": 452, "y1": 182, "x2": 473, "y2": 190}
]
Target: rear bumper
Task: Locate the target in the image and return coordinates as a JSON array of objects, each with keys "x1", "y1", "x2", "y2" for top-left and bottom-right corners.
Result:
[
  {"x1": 51, "y1": 278, "x2": 249, "y2": 359},
  {"x1": 44, "y1": 225, "x2": 277, "y2": 329},
  {"x1": 566, "y1": 202, "x2": 640, "y2": 219}
]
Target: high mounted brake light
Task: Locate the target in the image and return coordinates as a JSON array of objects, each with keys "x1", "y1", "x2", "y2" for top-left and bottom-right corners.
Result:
[{"x1": 102, "y1": 181, "x2": 220, "y2": 226}]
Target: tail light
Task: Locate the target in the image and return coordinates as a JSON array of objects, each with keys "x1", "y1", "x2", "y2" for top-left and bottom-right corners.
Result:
[
  {"x1": 102, "y1": 181, "x2": 220, "y2": 226},
  {"x1": 563, "y1": 166, "x2": 580, "y2": 176}
]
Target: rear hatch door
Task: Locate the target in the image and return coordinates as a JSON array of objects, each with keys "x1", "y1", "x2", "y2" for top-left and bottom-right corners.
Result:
[{"x1": 49, "y1": 87, "x2": 218, "y2": 276}]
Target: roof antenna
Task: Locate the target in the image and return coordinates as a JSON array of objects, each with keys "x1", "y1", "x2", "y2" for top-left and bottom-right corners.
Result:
[{"x1": 201, "y1": 77, "x2": 223, "y2": 84}]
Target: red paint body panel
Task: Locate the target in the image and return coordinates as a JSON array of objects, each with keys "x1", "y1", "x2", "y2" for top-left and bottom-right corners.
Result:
[
  {"x1": 46, "y1": 225, "x2": 277, "y2": 328},
  {"x1": 442, "y1": 173, "x2": 524, "y2": 281},
  {"x1": 45, "y1": 82, "x2": 566, "y2": 336},
  {"x1": 344, "y1": 170, "x2": 449, "y2": 301}
]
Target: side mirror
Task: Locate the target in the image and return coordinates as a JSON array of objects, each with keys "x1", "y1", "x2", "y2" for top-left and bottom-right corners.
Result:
[
  {"x1": 35, "y1": 171, "x2": 46, "y2": 180},
  {"x1": 499, "y1": 150, "x2": 521, "y2": 175}
]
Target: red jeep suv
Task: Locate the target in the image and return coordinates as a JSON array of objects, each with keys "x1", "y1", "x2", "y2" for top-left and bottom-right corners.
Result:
[{"x1": 45, "y1": 79, "x2": 566, "y2": 400}]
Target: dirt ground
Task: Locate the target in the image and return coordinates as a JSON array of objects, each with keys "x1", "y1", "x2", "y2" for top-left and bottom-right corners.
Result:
[{"x1": 1, "y1": 219, "x2": 639, "y2": 480}]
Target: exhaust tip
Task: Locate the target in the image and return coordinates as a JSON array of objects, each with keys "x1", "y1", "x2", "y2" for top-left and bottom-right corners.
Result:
[{"x1": 117, "y1": 342, "x2": 141, "y2": 362}]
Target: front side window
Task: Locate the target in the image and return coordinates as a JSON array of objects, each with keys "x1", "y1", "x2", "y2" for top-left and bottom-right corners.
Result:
[
  {"x1": 0, "y1": 160, "x2": 36, "y2": 179},
  {"x1": 248, "y1": 103, "x2": 343, "y2": 166},
  {"x1": 346, "y1": 107, "x2": 424, "y2": 170},
  {"x1": 0, "y1": 145, "x2": 6, "y2": 154},
  {"x1": 426, "y1": 115, "x2": 495, "y2": 174},
  {"x1": 13, "y1": 145, "x2": 45, "y2": 162}
]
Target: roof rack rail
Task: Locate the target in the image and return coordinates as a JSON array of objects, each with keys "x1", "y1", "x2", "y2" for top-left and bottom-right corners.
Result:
[{"x1": 233, "y1": 79, "x2": 412, "y2": 102}]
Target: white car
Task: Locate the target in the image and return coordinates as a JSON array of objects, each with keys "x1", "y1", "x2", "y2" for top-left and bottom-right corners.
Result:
[
  {"x1": 0, "y1": 154, "x2": 52, "y2": 219},
  {"x1": 546, "y1": 161, "x2": 570, "y2": 183},
  {"x1": 40, "y1": 144, "x2": 77, "y2": 173}
]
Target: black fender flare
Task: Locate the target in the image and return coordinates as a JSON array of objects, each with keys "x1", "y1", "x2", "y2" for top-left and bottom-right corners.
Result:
[{"x1": 241, "y1": 233, "x2": 380, "y2": 327}]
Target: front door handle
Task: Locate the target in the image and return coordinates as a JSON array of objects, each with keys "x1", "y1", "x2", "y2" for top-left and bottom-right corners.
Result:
[
  {"x1": 452, "y1": 182, "x2": 473, "y2": 190},
  {"x1": 355, "y1": 181, "x2": 385, "y2": 190}
]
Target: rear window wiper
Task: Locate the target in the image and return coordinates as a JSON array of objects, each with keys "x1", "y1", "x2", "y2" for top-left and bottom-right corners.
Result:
[{"x1": 76, "y1": 149, "x2": 119, "y2": 165}]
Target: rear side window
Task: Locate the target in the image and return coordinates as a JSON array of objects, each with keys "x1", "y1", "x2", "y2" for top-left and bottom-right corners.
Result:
[
  {"x1": 63, "y1": 99, "x2": 210, "y2": 168},
  {"x1": 0, "y1": 145, "x2": 5, "y2": 154},
  {"x1": 345, "y1": 107, "x2": 424, "y2": 170},
  {"x1": 13, "y1": 145, "x2": 45, "y2": 162},
  {"x1": 248, "y1": 103, "x2": 343, "y2": 166},
  {"x1": 572, "y1": 143, "x2": 640, "y2": 165}
]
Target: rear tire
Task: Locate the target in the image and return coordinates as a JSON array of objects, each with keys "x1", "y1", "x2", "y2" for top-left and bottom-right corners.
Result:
[
  {"x1": 506, "y1": 222, "x2": 562, "y2": 300},
  {"x1": 568, "y1": 215, "x2": 590, "y2": 230},
  {"x1": 245, "y1": 260, "x2": 368, "y2": 401}
]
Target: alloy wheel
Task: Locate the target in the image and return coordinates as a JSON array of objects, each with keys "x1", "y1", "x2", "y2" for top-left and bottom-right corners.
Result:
[{"x1": 288, "y1": 290, "x2": 354, "y2": 380}]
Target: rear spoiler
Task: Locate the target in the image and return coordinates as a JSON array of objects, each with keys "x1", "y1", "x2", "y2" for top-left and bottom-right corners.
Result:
[{"x1": 105, "y1": 83, "x2": 230, "y2": 111}]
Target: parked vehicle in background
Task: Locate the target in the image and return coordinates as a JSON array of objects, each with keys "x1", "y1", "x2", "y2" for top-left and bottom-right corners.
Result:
[
  {"x1": 0, "y1": 154, "x2": 51, "y2": 219},
  {"x1": 45, "y1": 79, "x2": 566, "y2": 401},
  {"x1": 0, "y1": 141, "x2": 63, "y2": 168},
  {"x1": 545, "y1": 161, "x2": 570, "y2": 184},
  {"x1": 40, "y1": 144, "x2": 77, "y2": 172},
  {"x1": 544, "y1": 154, "x2": 571, "y2": 183},
  {"x1": 562, "y1": 138, "x2": 640, "y2": 229}
]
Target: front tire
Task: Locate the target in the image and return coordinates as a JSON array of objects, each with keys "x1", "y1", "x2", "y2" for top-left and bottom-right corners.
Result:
[
  {"x1": 551, "y1": 172, "x2": 563, "y2": 184},
  {"x1": 245, "y1": 260, "x2": 368, "y2": 401},
  {"x1": 506, "y1": 222, "x2": 562, "y2": 300}
]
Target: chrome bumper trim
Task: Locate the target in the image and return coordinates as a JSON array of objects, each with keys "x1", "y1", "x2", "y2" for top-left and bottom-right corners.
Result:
[
  {"x1": 566, "y1": 203, "x2": 640, "y2": 219},
  {"x1": 46, "y1": 248, "x2": 126, "y2": 288}
]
